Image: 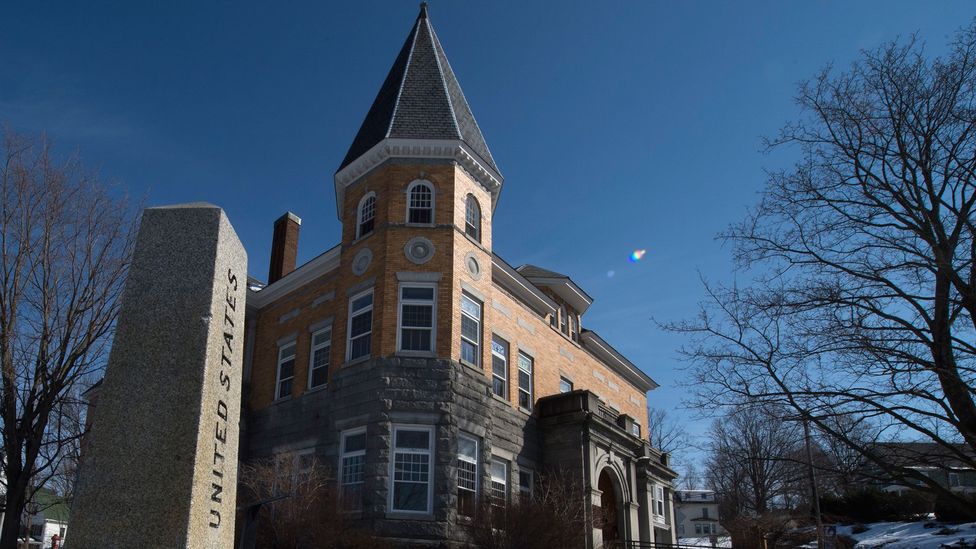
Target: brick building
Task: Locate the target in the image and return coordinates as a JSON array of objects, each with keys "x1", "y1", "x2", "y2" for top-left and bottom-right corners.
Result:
[{"x1": 240, "y1": 4, "x2": 677, "y2": 547}]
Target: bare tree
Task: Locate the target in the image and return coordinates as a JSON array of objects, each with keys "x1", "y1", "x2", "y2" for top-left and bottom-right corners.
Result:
[
  {"x1": 681, "y1": 462, "x2": 701, "y2": 491},
  {"x1": 0, "y1": 128, "x2": 136, "y2": 547},
  {"x1": 237, "y1": 457, "x2": 385, "y2": 549},
  {"x1": 670, "y1": 20, "x2": 976, "y2": 518},
  {"x1": 472, "y1": 469, "x2": 591, "y2": 549},
  {"x1": 705, "y1": 404, "x2": 803, "y2": 518},
  {"x1": 646, "y1": 407, "x2": 688, "y2": 457}
]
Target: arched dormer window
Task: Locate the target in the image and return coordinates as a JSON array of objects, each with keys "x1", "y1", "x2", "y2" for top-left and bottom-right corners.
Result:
[
  {"x1": 465, "y1": 194, "x2": 481, "y2": 242},
  {"x1": 356, "y1": 193, "x2": 376, "y2": 239},
  {"x1": 407, "y1": 181, "x2": 434, "y2": 224}
]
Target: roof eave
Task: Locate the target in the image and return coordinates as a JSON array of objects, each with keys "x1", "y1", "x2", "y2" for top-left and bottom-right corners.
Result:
[
  {"x1": 333, "y1": 137, "x2": 502, "y2": 220},
  {"x1": 580, "y1": 329, "x2": 658, "y2": 393}
]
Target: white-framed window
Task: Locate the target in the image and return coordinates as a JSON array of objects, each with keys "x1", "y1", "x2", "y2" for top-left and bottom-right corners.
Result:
[
  {"x1": 491, "y1": 336, "x2": 508, "y2": 399},
  {"x1": 517, "y1": 351, "x2": 533, "y2": 411},
  {"x1": 569, "y1": 314, "x2": 578, "y2": 342},
  {"x1": 655, "y1": 485, "x2": 665, "y2": 517},
  {"x1": 340, "y1": 427, "x2": 367, "y2": 511},
  {"x1": 407, "y1": 181, "x2": 434, "y2": 224},
  {"x1": 490, "y1": 458, "x2": 508, "y2": 508},
  {"x1": 518, "y1": 469, "x2": 534, "y2": 502},
  {"x1": 559, "y1": 305, "x2": 568, "y2": 335},
  {"x1": 559, "y1": 376, "x2": 573, "y2": 393},
  {"x1": 549, "y1": 311, "x2": 557, "y2": 329},
  {"x1": 274, "y1": 448, "x2": 315, "y2": 495},
  {"x1": 275, "y1": 341, "x2": 297, "y2": 400},
  {"x1": 398, "y1": 284, "x2": 436, "y2": 353},
  {"x1": 347, "y1": 289, "x2": 373, "y2": 361},
  {"x1": 465, "y1": 194, "x2": 481, "y2": 242},
  {"x1": 631, "y1": 421, "x2": 641, "y2": 438},
  {"x1": 390, "y1": 425, "x2": 434, "y2": 514},
  {"x1": 457, "y1": 434, "x2": 479, "y2": 517},
  {"x1": 460, "y1": 293, "x2": 481, "y2": 365},
  {"x1": 308, "y1": 327, "x2": 331, "y2": 389},
  {"x1": 356, "y1": 192, "x2": 376, "y2": 239}
]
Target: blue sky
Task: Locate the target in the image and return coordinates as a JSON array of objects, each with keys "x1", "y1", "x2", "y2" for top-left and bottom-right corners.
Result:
[{"x1": 2, "y1": 1, "x2": 972, "y2": 470}]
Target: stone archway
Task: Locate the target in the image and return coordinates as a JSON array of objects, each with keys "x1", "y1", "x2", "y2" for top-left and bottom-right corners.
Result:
[{"x1": 598, "y1": 468, "x2": 622, "y2": 544}]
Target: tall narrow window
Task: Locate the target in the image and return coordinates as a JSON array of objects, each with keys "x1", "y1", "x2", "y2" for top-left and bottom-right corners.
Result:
[
  {"x1": 465, "y1": 194, "x2": 481, "y2": 242},
  {"x1": 655, "y1": 485, "x2": 665, "y2": 516},
  {"x1": 490, "y1": 458, "x2": 508, "y2": 508},
  {"x1": 399, "y1": 284, "x2": 435, "y2": 352},
  {"x1": 559, "y1": 305, "x2": 568, "y2": 335},
  {"x1": 460, "y1": 293, "x2": 481, "y2": 365},
  {"x1": 559, "y1": 376, "x2": 573, "y2": 393},
  {"x1": 457, "y1": 434, "x2": 478, "y2": 517},
  {"x1": 518, "y1": 469, "x2": 534, "y2": 502},
  {"x1": 391, "y1": 425, "x2": 434, "y2": 513},
  {"x1": 569, "y1": 314, "x2": 578, "y2": 343},
  {"x1": 356, "y1": 193, "x2": 375, "y2": 239},
  {"x1": 308, "y1": 327, "x2": 331, "y2": 389},
  {"x1": 347, "y1": 289, "x2": 373, "y2": 361},
  {"x1": 490, "y1": 336, "x2": 508, "y2": 399},
  {"x1": 407, "y1": 181, "x2": 434, "y2": 224},
  {"x1": 276, "y1": 341, "x2": 296, "y2": 400},
  {"x1": 518, "y1": 351, "x2": 534, "y2": 411},
  {"x1": 340, "y1": 428, "x2": 366, "y2": 511}
]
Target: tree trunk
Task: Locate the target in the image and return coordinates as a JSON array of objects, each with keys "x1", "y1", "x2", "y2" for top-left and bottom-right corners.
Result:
[{"x1": 0, "y1": 486, "x2": 24, "y2": 549}]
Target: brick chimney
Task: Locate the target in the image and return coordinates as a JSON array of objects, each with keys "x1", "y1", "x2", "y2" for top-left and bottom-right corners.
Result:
[{"x1": 268, "y1": 212, "x2": 301, "y2": 284}]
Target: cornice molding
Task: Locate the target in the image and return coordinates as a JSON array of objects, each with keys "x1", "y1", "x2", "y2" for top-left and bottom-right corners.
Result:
[
  {"x1": 248, "y1": 246, "x2": 341, "y2": 309},
  {"x1": 334, "y1": 138, "x2": 503, "y2": 219}
]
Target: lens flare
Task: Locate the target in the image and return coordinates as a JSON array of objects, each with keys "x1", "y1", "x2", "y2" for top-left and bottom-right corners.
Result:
[
  {"x1": 629, "y1": 249, "x2": 646, "y2": 263},
  {"x1": 607, "y1": 270, "x2": 616, "y2": 278}
]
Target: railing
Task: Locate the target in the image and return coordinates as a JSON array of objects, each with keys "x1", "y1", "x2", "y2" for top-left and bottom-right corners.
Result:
[{"x1": 609, "y1": 542, "x2": 711, "y2": 549}]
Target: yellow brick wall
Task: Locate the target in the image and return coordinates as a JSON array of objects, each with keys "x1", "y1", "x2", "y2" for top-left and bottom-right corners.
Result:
[{"x1": 247, "y1": 160, "x2": 649, "y2": 427}]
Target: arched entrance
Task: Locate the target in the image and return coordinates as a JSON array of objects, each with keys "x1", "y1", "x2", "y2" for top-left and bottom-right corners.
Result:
[{"x1": 598, "y1": 469, "x2": 620, "y2": 544}]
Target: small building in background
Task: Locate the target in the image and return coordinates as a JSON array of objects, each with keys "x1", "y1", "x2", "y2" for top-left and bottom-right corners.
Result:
[{"x1": 674, "y1": 489, "x2": 725, "y2": 539}]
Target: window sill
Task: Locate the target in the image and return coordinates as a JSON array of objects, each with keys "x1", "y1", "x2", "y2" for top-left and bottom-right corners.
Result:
[
  {"x1": 459, "y1": 358, "x2": 481, "y2": 371},
  {"x1": 518, "y1": 406, "x2": 533, "y2": 416},
  {"x1": 385, "y1": 510, "x2": 435, "y2": 521},
  {"x1": 343, "y1": 356, "x2": 371, "y2": 368},
  {"x1": 271, "y1": 395, "x2": 293, "y2": 406},
  {"x1": 351, "y1": 231, "x2": 375, "y2": 247},
  {"x1": 304, "y1": 384, "x2": 328, "y2": 395},
  {"x1": 490, "y1": 392, "x2": 510, "y2": 405},
  {"x1": 405, "y1": 222, "x2": 436, "y2": 229},
  {"x1": 396, "y1": 350, "x2": 437, "y2": 359}
]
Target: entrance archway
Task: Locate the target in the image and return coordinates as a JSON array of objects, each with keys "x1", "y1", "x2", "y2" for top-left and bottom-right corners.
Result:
[{"x1": 598, "y1": 469, "x2": 620, "y2": 543}]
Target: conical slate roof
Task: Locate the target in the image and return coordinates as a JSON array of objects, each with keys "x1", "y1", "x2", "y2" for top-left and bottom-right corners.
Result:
[{"x1": 338, "y1": 3, "x2": 499, "y2": 174}]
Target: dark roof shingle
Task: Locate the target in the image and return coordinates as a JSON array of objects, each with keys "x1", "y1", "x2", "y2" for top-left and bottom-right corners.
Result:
[{"x1": 339, "y1": 5, "x2": 498, "y2": 174}]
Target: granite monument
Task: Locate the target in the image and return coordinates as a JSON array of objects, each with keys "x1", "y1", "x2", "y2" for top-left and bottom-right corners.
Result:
[{"x1": 69, "y1": 203, "x2": 247, "y2": 549}]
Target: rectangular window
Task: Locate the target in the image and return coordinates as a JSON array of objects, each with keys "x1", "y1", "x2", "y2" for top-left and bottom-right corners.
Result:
[
  {"x1": 949, "y1": 472, "x2": 960, "y2": 488},
  {"x1": 391, "y1": 425, "x2": 434, "y2": 514},
  {"x1": 559, "y1": 376, "x2": 573, "y2": 393},
  {"x1": 702, "y1": 507, "x2": 709, "y2": 519},
  {"x1": 340, "y1": 428, "x2": 367, "y2": 511},
  {"x1": 518, "y1": 351, "x2": 534, "y2": 411},
  {"x1": 308, "y1": 327, "x2": 331, "y2": 389},
  {"x1": 399, "y1": 284, "x2": 435, "y2": 352},
  {"x1": 276, "y1": 341, "x2": 297, "y2": 400},
  {"x1": 457, "y1": 434, "x2": 478, "y2": 517},
  {"x1": 695, "y1": 523, "x2": 703, "y2": 535},
  {"x1": 518, "y1": 469, "x2": 534, "y2": 502},
  {"x1": 569, "y1": 314, "x2": 578, "y2": 342},
  {"x1": 490, "y1": 458, "x2": 508, "y2": 509},
  {"x1": 347, "y1": 289, "x2": 373, "y2": 361},
  {"x1": 631, "y1": 422, "x2": 641, "y2": 438},
  {"x1": 491, "y1": 336, "x2": 509, "y2": 398},
  {"x1": 559, "y1": 306, "x2": 568, "y2": 335},
  {"x1": 460, "y1": 293, "x2": 481, "y2": 365},
  {"x1": 656, "y1": 485, "x2": 665, "y2": 516}
]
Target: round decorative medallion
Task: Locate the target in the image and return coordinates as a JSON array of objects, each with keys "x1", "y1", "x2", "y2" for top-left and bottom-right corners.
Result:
[
  {"x1": 352, "y1": 248, "x2": 373, "y2": 275},
  {"x1": 464, "y1": 252, "x2": 481, "y2": 280},
  {"x1": 404, "y1": 237, "x2": 435, "y2": 264}
]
